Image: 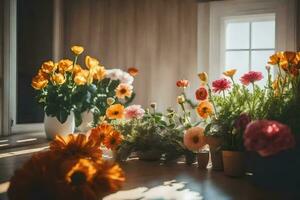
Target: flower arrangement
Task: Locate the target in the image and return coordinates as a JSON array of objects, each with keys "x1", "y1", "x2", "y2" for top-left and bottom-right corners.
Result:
[
  {"x1": 8, "y1": 133, "x2": 125, "y2": 200},
  {"x1": 31, "y1": 46, "x2": 137, "y2": 127}
]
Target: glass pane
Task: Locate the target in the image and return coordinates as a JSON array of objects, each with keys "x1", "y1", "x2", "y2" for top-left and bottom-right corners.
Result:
[
  {"x1": 251, "y1": 21, "x2": 275, "y2": 49},
  {"x1": 251, "y1": 50, "x2": 274, "y2": 87},
  {"x1": 225, "y1": 51, "x2": 249, "y2": 80},
  {"x1": 17, "y1": 0, "x2": 53, "y2": 123},
  {"x1": 226, "y1": 22, "x2": 250, "y2": 49}
]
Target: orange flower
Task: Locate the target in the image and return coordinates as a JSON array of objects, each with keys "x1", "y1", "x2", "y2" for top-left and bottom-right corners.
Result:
[
  {"x1": 223, "y1": 69, "x2": 237, "y2": 77},
  {"x1": 91, "y1": 65, "x2": 106, "y2": 81},
  {"x1": 127, "y1": 67, "x2": 138, "y2": 76},
  {"x1": 106, "y1": 104, "x2": 125, "y2": 120},
  {"x1": 73, "y1": 64, "x2": 83, "y2": 75},
  {"x1": 283, "y1": 51, "x2": 296, "y2": 62},
  {"x1": 93, "y1": 161, "x2": 125, "y2": 194},
  {"x1": 103, "y1": 130, "x2": 123, "y2": 150},
  {"x1": 65, "y1": 158, "x2": 97, "y2": 184},
  {"x1": 50, "y1": 134, "x2": 102, "y2": 161},
  {"x1": 71, "y1": 45, "x2": 84, "y2": 55},
  {"x1": 51, "y1": 73, "x2": 65, "y2": 85},
  {"x1": 31, "y1": 74, "x2": 48, "y2": 90},
  {"x1": 74, "y1": 70, "x2": 89, "y2": 85},
  {"x1": 58, "y1": 59, "x2": 73, "y2": 73},
  {"x1": 85, "y1": 56, "x2": 99, "y2": 69},
  {"x1": 198, "y1": 72, "x2": 208, "y2": 84},
  {"x1": 115, "y1": 83, "x2": 133, "y2": 99},
  {"x1": 89, "y1": 123, "x2": 114, "y2": 145},
  {"x1": 196, "y1": 101, "x2": 214, "y2": 119},
  {"x1": 268, "y1": 53, "x2": 281, "y2": 65},
  {"x1": 176, "y1": 80, "x2": 189, "y2": 88},
  {"x1": 41, "y1": 60, "x2": 56, "y2": 74}
]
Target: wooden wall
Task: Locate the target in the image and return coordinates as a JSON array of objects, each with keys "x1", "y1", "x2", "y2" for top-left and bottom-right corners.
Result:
[
  {"x1": 61, "y1": 0, "x2": 198, "y2": 110},
  {"x1": 0, "y1": 0, "x2": 4, "y2": 132}
]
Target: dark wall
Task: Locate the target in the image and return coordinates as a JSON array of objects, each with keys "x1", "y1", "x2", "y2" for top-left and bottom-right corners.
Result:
[{"x1": 17, "y1": 0, "x2": 53, "y2": 123}]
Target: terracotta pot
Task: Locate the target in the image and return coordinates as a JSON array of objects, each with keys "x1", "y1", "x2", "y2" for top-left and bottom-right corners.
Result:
[
  {"x1": 206, "y1": 136, "x2": 223, "y2": 170},
  {"x1": 222, "y1": 151, "x2": 245, "y2": 177},
  {"x1": 197, "y1": 151, "x2": 209, "y2": 169}
]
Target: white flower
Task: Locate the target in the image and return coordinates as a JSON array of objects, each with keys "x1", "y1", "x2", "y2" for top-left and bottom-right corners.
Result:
[
  {"x1": 106, "y1": 69, "x2": 123, "y2": 80},
  {"x1": 120, "y1": 71, "x2": 134, "y2": 85}
]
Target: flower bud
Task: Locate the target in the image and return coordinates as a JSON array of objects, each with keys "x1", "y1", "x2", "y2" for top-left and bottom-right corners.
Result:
[
  {"x1": 106, "y1": 97, "x2": 115, "y2": 105},
  {"x1": 150, "y1": 102, "x2": 157, "y2": 109},
  {"x1": 177, "y1": 95, "x2": 185, "y2": 104}
]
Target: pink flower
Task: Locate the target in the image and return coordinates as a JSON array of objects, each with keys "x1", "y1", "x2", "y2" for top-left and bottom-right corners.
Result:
[
  {"x1": 195, "y1": 87, "x2": 208, "y2": 101},
  {"x1": 244, "y1": 120, "x2": 295, "y2": 157},
  {"x1": 176, "y1": 80, "x2": 189, "y2": 88},
  {"x1": 124, "y1": 105, "x2": 145, "y2": 119},
  {"x1": 184, "y1": 127, "x2": 206, "y2": 151},
  {"x1": 212, "y1": 78, "x2": 231, "y2": 93},
  {"x1": 240, "y1": 71, "x2": 263, "y2": 86}
]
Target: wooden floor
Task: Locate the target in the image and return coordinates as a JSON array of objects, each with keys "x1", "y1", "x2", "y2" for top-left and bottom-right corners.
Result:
[{"x1": 0, "y1": 142, "x2": 299, "y2": 200}]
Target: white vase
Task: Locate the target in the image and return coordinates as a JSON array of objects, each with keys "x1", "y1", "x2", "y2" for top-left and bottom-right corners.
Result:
[
  {"x1": 77, "y1": 110, "x2": 94, "y2": 132},
  {"x1": 44, "y1": 112, "x2": 75, "y2": 140}
]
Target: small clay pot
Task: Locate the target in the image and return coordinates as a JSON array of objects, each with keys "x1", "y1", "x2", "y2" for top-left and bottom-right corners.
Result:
[
  {"x1": 222, "y1": 151, "x2": 245, "y2": 177},
  {"x1": 210, "y1": 150, "x2": 224, "y2": 171},
  {"x1": 197, "y1": 151, "x2": 209, "y2": 169}
]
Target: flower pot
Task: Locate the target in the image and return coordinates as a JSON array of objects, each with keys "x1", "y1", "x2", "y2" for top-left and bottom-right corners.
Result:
[
  {"x1": 250, "y1": 147, "x2": 300, "y2": 191},
  {"x1": 206, "y1": 136, "x2": 223, "y2": 170},
  {"x1": 185, "y1": 152, "x2": 197, "y2": 165},
  {"x1": 222, "y1": 151, "x2": 245, "y2": 177},
  {"x1": 197, "y1": 151, "x2": 209, "y2": 170},
  {"x1": 137, "y1": 150, "x2": 162, "y2": 161},
  {"x1": 77, "y1": 110, "x2": 94, "y2": 132},
  {"x1": 44, "y1": 112, "x2": 75, "y2": 140}
]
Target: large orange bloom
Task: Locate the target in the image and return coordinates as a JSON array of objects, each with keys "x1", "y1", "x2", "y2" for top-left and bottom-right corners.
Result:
[
  {"x1": 196, "y1": 101, "x2": 214, "y2": 119},
  {"x1": 41, "y1": 60, "x2": 56, "y2": 74},
  {"x1": 89, "y1": 123, "x2": 114, "y2": 145},
  {"x1": 50, "y1": 134, "x2": 102, "y2": 161},
  {"x1": 103, "y1": 130, "x2": 123, "y2": 150},
  {"x1": 58, "y1": 59, "x2": 73, "y2": 73},
  {"x1": 85, "y1": 56, "x2": 99, "y2": 69},
  {"x1": 91, "y1": 65, "x2": 106, "y2": 81},
  {"x1": 106, "y1": 104, "x2": 125, "y2": 119},
  {"x1": 115, "y1": 83, "x2": 133, "y2": 99},
  {"x1": 51, "y1": 73, "x2": 66, "y2": 85},
  {"x1": 127, "y1": 67, "x2": 138, "y2": 76}
]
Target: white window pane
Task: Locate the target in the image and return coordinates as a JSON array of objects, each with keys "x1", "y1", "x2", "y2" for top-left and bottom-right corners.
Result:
[
  {"x1": 226, "y1": 22, "x2": 250, "y2": 49},
  {"x1": 225, "y1": 51, "x2": 249, "y2": 79},
  {"x1": 251, "y1": 50, "x2": 274, "y2": 87},
  {"x1": 251, "y1": 21, "x2": 275, "y2": 49}
]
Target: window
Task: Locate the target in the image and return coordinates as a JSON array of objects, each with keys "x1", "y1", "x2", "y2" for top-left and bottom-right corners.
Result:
[{"x1": 224, "y1": 14, "x2": 275, "y2": 86}]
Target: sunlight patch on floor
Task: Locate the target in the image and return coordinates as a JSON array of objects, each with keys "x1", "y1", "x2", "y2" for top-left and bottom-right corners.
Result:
[
  {"x1": 0, "y1": 146, "x2": 48, "y2": 159},
  {"x1": 104, "y1": 180, "x2": 203, "y2": 200}
]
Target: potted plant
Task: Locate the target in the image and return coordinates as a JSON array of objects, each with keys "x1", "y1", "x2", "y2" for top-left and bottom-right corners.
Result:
[{"x1": 244, "y1": 51, "x2": 300, "y2": 189}]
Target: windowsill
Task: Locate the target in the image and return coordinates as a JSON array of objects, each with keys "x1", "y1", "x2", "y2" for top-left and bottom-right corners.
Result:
[{"x1": 0, "y1": 131, "x2": 48, "y2": 151}]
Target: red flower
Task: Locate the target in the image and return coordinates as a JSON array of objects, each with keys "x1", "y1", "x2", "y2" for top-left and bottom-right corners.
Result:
[
  {"x1": 240, "y1": 71, "x2": 263, "y2": 86},
  {"x1": 195, "y1": 87, "x2": 208, "y2": 101},
  {"x1": 212, "y1": 78, "x2": 231, "y2": 93},
  {"x1": 176, "y1": 80, "x2": 189, "y2": 88},
  {"x1": 244, "y1": 120, "x2": 295, "y2": 157}
]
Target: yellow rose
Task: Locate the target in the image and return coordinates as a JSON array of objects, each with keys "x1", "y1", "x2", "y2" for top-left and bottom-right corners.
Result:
[
  {"x1": 73, "y1": 64, "x2": 83, "y2": 75},
  {"x1": 58, "y1": 59, "x2": 73, "y2": 73},
  {"x1": 91, "y1": 65, "x2": 106, "y2": 81},
  {"x1": 74, "y1": 71, "x2": 88, "y2": 85},
  {"x1": 223, "y1": 69, "x2": 237, "y2": 77},
  {"x1": 31, "y1": 75, "x2": 48, "y2": 90},
  {"x1": 51, "y1": 73, "x2": 65, "y2": 85},
  {"x1": 71, "y1": 45, "x2": 84, "y2": 55},
  {"x1": 85, "y1": 56, "x2": 99, "y2": 69},
  {"x1": 198, "y1": 72, "x2": 208, "y2": 84},
  {"x1": 41, "y1": 61, "x2": 56, "y2": 74}
]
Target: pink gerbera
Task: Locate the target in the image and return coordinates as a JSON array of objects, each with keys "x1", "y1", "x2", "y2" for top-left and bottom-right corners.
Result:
[
  {"x1": 240, "y1": 71, "x2": 263, "y2": 86},
  {"x1": 212, "y1": 78, "x2": 231, "y2": 93},
  {"x1": 124, "y1": 105, "x2": 145, "y2": 119}
]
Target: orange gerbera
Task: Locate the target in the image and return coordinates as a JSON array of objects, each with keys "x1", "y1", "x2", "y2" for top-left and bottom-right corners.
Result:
[
  {"x1": 103, "y1": 130, "x2": 123, "y2": 150},
  {"x1": 106, "y1": 104, "x2": 125, "y2": 119},
  {"x1": 92, "y1": 161, "x2": 125, "y2": 194},
  {"x1": 50, "y1": 134, "x2": 102, "y2": 161},
  {"x1": 196, "y1": 101, "x2": 214, "y2": 119},
  {"x1": 115, "y1": 83, "x2": 133, "y2": 99},
  {"x1": 89, "y1": 123, "x2": 114, "y2": 145},
  {"x1": 127, "y1": 67, "x2": 138, "y2": 76}
]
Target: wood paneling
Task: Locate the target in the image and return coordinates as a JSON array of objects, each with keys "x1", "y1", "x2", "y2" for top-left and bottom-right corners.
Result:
[
  {"x1": 0, "y1": 0, "x2": 4, "y2": 133},
  {"x1": 62, "y1": 0, "x2": 198, "y2": 110}
]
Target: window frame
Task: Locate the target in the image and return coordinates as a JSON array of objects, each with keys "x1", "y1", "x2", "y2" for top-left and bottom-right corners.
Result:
[
  {"x1": 208, "y1": 0, "x2": 297, "y2": 82},
  {"x1": 222, "y1": 14, "x2": 276, "y2": 73},
  {"x1": 2, "y1": 0, "x2": 62, "y2": 135}
]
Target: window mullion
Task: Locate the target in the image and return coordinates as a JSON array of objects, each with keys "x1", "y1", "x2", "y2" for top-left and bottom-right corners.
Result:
[{"x1": 249, "y1": 22, "x2": 252, "y2": 71}]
